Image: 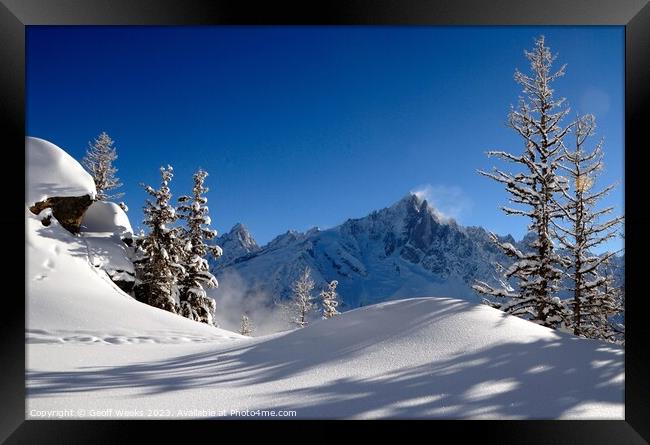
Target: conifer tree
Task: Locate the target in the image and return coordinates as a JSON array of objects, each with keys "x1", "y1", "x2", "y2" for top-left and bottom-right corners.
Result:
[
  {"x1": 82, "y1": 132, "x2": 124, "y2": 201},
  {"x1": 554, "y1": 113, "x2": 624, "y2": 339},
  {"x1": 133, "y1": 166, "x2": 183, "y2": 313},
  {"x1": 473, "y1": 36, "x2": 572, "y2": 328},
  {"x1": 320, "y1": 280, "x2": 340, "y2": 319},
  {"x1": 177, "y1": 169, "x2": 223, "y2": 325},
  {"x1": 240, "y1": 313, "x2": 254, "y2": 336}
]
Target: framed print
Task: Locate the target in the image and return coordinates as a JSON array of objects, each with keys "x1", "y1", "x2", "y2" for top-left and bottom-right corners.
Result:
[{"x1": 3, "y1": 0, "x2": 649, "y2": 443}]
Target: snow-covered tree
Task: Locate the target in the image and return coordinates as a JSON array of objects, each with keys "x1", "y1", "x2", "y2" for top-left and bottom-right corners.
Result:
[
  {"x1": 176, "y1": 169, "x2": 223, "y2": 325},
  {"x1": 82, "y1": 132, "x2": 124, "y2": 201},
  {"x1": 287, "y1": 267, "x2": 316, "y2": 328},
  {"x1": 240, "y1": 313, "x2": 254, "y2": 336},
  {"x1": 320, "y1": 280, "x2": 340, "y2": 319},
  {"x1": 554, "y1": 113, "x2": 624, "y2": 339},
  {"x1": 473, "y1": 36, "x2": 572, "y2": 329},
  {"x1": 133, "y1": 166, "x2": 183, "y2": 314}
]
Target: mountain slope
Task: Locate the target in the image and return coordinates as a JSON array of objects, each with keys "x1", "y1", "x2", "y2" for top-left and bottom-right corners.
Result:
[
  {"x1": 213, "y1": 222, "x2": 260, "y2": 268},
  {"x1": 211, "y1": 194, "x2": 513, "y2": 309}
]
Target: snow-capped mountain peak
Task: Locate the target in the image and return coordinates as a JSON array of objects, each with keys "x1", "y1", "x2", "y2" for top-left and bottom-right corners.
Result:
[
  {"x1": 211, "y1": 223, "x2": 261, "y2": 268},
  {"x1": 211, "y1": 194, "x2": 508, "y2": 309}
]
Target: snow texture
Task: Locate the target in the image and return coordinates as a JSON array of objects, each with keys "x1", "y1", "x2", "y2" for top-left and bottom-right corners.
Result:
[
  {"x1": 80, "y1": 200, "x2": 133, "y2": 237},
  {"x1": 26, "y1": 208, "x2": 240, "y2": 345},
  {"x1": 27, "y1": 292, "x2": 624, "y2": 419},
  {"x1": 27, "y1": 137, "x2": 96, "y2": 206}
]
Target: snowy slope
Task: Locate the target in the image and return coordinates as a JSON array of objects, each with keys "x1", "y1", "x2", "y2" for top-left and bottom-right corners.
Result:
[
  {"x1": 27, "y1": 297, "x2": 623, "y2": 419},
  {"x1": 27, "y1": 208, "x2": 242, "y2": 344},
  {"x1": 26, "y1": 136, "x2": 241, "y2": 345},
  {"x1": 26, "y1": 137, "x2": 96, "y2": 206}
]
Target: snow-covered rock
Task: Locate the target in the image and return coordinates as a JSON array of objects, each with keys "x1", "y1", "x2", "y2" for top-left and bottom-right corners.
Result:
[
  {"x1": 80, "y1": 200, "x2": 133, "y2": 238},
  {"x1": 26, "y1": 137, "x2": 96, "y2": 206},
  {"x1": 27, "y1": 137, "x2": 97, "y2": 233},
  {"x1": 26, "y1": 207, "x2": 240, "y2": 344},
  {"x1": 83, "y1": 231, "x2": 137, "y2": 293}
]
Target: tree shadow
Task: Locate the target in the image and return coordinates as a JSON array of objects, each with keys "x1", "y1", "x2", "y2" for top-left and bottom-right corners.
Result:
[{"x1": 26, "y1": 299, "x2": 623, "y2": 418}]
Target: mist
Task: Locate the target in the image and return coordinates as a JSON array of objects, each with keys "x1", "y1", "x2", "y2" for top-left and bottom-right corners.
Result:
[{"x1": 208, "y1": 270, "x2": 292, "y2": 337}]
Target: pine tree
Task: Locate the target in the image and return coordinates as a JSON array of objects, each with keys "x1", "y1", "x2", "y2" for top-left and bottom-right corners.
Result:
[
  {"x1": 320, "y1": 280, "x2": 340, "y2": 319},
  {"x1": 287, "y1": 267, "x2": 316, "y2": 328},
  {"x1": 473, "y1": 36, "x2": 572, "y2": 328},
  {"x1": 176, "y1": 169, "x2": 223, "y2": 325},
  {"x1": 133, "y1": 166, "x2": 183, "y2": 314},
  {"x1": 82, "y1": 132, "x2": 124, "y2": 201},
  {"x1": 240, "y1": 313, "x2": 254, "y2": 336},
  {"x1": 554, "y1": 113, "x2": 624, "y2": 339}
]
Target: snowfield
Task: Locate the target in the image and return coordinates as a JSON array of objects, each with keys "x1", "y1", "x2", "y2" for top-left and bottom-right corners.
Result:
[
  {"x1": 26, "y1": 137, "x2": 624, "y2": 419},
  {"x1": 27, "y1": 295, "x2": 624, "y2": 419}
]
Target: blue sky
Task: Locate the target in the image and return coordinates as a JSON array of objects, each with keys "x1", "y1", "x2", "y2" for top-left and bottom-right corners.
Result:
[{"x1": 26, "y1": 26, "x2": 624, "y2": 252}]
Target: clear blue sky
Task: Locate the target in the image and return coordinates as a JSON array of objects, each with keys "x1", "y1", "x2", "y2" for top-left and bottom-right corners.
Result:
[{"x1": 26, "y1": 26, "x2": 624, "y2": 253}]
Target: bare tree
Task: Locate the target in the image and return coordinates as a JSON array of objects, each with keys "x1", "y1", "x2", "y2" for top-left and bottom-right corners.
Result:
[
  {"x1": 473, "y1": 36, "x2": 572, "y2": 328},
  {"x1": 554, "y1": 113, "x2": 624, "y2": 340},
  {"x1": 287, "y1": 267, "x2": 316, "y2": 328}
]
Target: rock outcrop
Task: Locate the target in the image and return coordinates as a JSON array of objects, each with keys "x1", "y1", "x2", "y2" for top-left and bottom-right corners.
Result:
[{"x1": 30, "y1": 195, "x2": 94, "y2": 234}]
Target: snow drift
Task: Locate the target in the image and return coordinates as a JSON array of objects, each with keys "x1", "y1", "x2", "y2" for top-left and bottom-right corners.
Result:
[
  {"x1": 80, "y1": 200, "x2": 133, "y2": 237},
  {"x1": 27, "y1": 297, "x2": 623, "y2": 419},
  {"x1": 26, "y1": 137, "x2": 96, "y2": 207}
]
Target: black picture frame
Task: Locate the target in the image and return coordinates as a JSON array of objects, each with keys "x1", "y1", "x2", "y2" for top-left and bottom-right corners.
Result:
[{"x1": 3, "y1": 0, "x2": 649, "y2": 443}]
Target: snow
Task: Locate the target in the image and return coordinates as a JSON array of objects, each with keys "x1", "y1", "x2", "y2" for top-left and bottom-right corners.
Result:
[
  {"x1": 83, "y1": 232, "x2": 135, "y2": 280},
  {"x1": 26, "y1": 208, "x2": 623, "y2": 419},
  {"x1": 80, "y1": 200, "x2": 133, "y2": 237},
  {"x1": 26, "y1": 209, "x2": 240, "y2": 344},
  {"x1": 26, "y1": 137, "x2": 96, "y2": 206},
  {"x1": 27, "y1": 294, "x2": 623, "y2": 419}
]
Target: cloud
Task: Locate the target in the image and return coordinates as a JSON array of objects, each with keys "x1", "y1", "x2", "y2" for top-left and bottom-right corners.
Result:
[{"x1": 411, "y1": 184, "x2": 472, "y2": 223}]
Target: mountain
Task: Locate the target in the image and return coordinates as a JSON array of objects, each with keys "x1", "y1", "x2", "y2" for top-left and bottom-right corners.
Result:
[
  {"x1": 212, "y1": 223, "x2": 260, "y2": 268},
  {"x1": 210, "y1": 194, "x2": 517, "y2": 309},
  {"x1": 211, "y1": 195, "x2": 625, "y2": 312}
]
